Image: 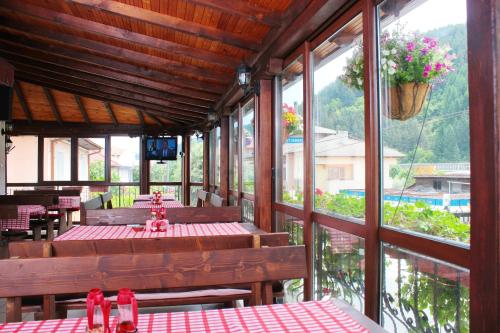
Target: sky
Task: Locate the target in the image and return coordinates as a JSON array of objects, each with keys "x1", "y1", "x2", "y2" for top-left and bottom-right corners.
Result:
[{"x1": 282, "y1": 0, "x2": 467, "y2": 106}]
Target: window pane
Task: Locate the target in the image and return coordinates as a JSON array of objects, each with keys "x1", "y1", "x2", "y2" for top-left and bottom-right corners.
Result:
[
  {"x1": 111, "y1": 136, "x2": 140, "y2": 183},
  {"x1": 209, "y1": 129, "x2": 215, "y2": 186},
  {"x1": 313, "y1": 14, "x2": 366, "y2": 222},
  {"x1": 149, "y1": 136, "x2": 181, "y2": 183},
  {"x1": 215, "y1": 127, "x2": 221, "y2": 186},
  {"x1": 190, "y1": 185, "x2": 203, "y2": 207},
  {"x1": 275, "y1": 211, "x2": 304, "y2": 303},
  {"x1": 190, "y1": 135, "x2": 203, "y2": 183},
  {"x1": 229, "y1": 110, "x2": 239, "y2": 191},
  {"x1": 382, "y1": 244, "x2": 469, "y2": 333},
  {"x1": 314, "y1": 225, "x2": 365, "y2": 312},
  {"x1": 378, "y1": 0, "x2": 470, "y2": 244},
  {"x1": 78, "y1": 138, "x2": 105, "y2": 181},
  {"x1": 242, "y1": 198, "x2": 254, "y2": 223},
  {"x1": 276, "y1": 57, "x2": 304, "y2": 206},
  {"x1": 7, "y1": 136, "x2": 38, "y2": 183},
  {"x1": 242, "y1": 99, "x2": 255, "y2": 194},
  {"x1": 43, "y1": 137, "x2": 71, "y2": 181}
]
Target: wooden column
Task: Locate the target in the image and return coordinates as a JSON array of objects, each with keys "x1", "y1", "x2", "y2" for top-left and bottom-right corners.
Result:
[
  {"x1": 468, "y1": 0, "x2": 500, "y2": 331},
  {"x1": 182, "y1": 134, "x2": 191, "y2": 206},
  {"x1": 0, "y1": 121, "x2": 5, "y2": 195},
  {"x1": 202, "y1": 131, "x2": 210, "y2": 191},
  {"x1": 219, "y1": 116, "x2": 229, "y2": 205},
  {"x1": 254, "y1": 79, "x2": 273, "y2": 232},
  {"x1": 302, "y1": 42, "x2": 313, "y2": 301},
  {"x1": 363, "y1": 0, "x2": 381, "y2": 321},
  {"x1": 139, "y1": 136, "x2": 149, "y2": 194}
]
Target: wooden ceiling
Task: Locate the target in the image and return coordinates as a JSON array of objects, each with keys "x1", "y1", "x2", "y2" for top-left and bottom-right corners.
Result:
[{"x1": 0, "y1": 0, "x2": 310, "y2": 132}]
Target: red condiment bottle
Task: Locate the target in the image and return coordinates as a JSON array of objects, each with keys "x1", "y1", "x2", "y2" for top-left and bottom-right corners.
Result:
[{"x1": 116, "y1": 288, "x2": 138, "y2": 333}]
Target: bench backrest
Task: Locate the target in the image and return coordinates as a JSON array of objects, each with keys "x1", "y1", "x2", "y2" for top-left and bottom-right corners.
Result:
[
  {"x1": 209, "y1": 193, "x2": 224, "y2": 207},
  {"x1": 196, "y1": 190, "x2": 209, "y2": 207},
  {"x1": 168, "y1": 207, "x2": 241, "y2": 223},
  {"x1": 13, "y1": 190, "x2": 81, "y2": 197},
  {"x1": 0, "y1": 205, "x2": 18, "y2": 219},
  {"x1": 84, "y1": 208, "x2": 149, "y2": 226},
  {"x1": 0, "y1": 194, "x2": 58, "y2": 206},
  {"x1": 100, "y1": 191, "x2": 113, "y2": 209}
]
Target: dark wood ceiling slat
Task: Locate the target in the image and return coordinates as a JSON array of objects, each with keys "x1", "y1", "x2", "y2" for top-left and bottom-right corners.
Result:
[
  {"x1": 42, "y1": 87, "x2": 63, "y2": 125},
  {"x1": 74, "y1": 95, "x2": 91, "y2": 125},
  {"x1": 13, "y1": 81, "x2": 33, "y2": 124},
  {"x1": 136, "y1": 108, "x2": 145, "y2": 127},
  {"x1": 104, "y1": 102, "x2": 118, "y2": 126},
  {"x1": 67, "y1": 0, "x2": 261, "y2": 52},
  {"x1": 0, "y1": 1, "x2": 241, "y2": 68},
  {"x1": 0, "y1": 20, "x2": 230, "y2": 84},
  {"x1": 0, "y1": 37, "x2": 222, "y2": 101}
]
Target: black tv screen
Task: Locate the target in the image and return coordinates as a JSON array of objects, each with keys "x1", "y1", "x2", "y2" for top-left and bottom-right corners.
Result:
[{"x1": 145, "y1": 137, "x2": 177, "y2": 160}]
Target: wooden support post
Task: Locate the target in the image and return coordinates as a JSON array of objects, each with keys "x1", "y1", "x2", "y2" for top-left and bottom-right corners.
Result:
[
  {"x1": 250, "y1": 235, "x2": 262, "y2": 306},
  {"x1": 6, "y1": 297, "x2": 21, "y2": 322},
  {"x1": 182, "y1": 134, "x2": 191, "y2": 206},
  {"x1": 203, "y1": 131, "x2": 210, "y2": 192},
  {"x1": 140, "y1": 136, "x2": 149, "y2": 194},
  {"x1": 219, "y1": 116, "x2": 229, "y2": 205},
  {"x1": 254, "y1": 79, "x2": 273, "y2": 232}
]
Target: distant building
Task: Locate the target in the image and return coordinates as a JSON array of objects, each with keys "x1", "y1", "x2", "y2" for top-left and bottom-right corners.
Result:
[{"x1": 410, "y1": 172, "x2": 470, "y2": 194}]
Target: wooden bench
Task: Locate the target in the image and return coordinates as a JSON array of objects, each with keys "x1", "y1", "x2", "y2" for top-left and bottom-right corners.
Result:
[
  {"x1": 3, "y1": 237, "x2": 305, "y2": 321},
  {"x1": 79, "y1": 196, "x2": 104, "y2": 225},
  {"x1": 196, "y1": 189, "x2": 209, "y2": 207},
  {"x1": 209, "y1": 193, "x2": 224, "y2": 207},
  {"x1": 100, "y1": 191, "x2": 113, "y2": 209}
]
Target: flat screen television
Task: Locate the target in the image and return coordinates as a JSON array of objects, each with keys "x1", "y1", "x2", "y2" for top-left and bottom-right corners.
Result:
[{"x1": 145, "y1": 136, "x2": 177, "y2": 160}]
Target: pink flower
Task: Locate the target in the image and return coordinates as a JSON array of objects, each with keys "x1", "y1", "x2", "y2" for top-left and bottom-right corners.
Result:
[
  {"x1": 421, "y1": 48, "x2": 430, "y2": 55},
  {"x1": 423, "y1": 71, "x2": 430, "y2": 78},
  {"x1": 405, "y1": 55, "x2": 413, "y2": 62},
  {"x1": 323, "y1": 288, "x2": 331, "y2": 294},
  {"x1": 406, "y1": 42, "x2": 416, "y2": 52},
  {"x1": 435, "y1": 63, "x2": 444, "y2": 71},
  {"x1": 424, "y1": 64, "x2": 433, "y2": 72},
  {"x1": 423, "y1": 36, "x2": 433, "y2": 44},
  {"x1": 315, "y1": 188, "x2": 324, "y2": 196}
]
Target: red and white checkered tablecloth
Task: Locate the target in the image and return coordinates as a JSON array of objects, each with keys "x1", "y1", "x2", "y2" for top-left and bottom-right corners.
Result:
[
  {"x1": 0, "y1": 300, "x2": 369, "y2": 333},
  {"x1": 0, "y1": 205, "x2": 46, "y2": 231},
  {"x1": 54, "y1": 223, "x2": 250, "y2": 241},
  {"x1": 48, "y1": 196, "x2": 81, "y2": 211},
  {"x1": 132, "y1": 200, "x2": 184, "y2": 209}
]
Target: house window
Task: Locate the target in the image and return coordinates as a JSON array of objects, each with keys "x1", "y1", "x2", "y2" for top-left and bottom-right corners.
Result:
[
  {"x1": 78, "y1": 138, "x2": 105, "y2": 181},
  {"x1": 433, "y1": 180, "x2": 442, "y2": 190},
  {"x1": 327, "y1": 165, "x2": 352, "y2": 180},
  {"x1": 43, "y1": 137, "x2": 71, "y2": 181}
]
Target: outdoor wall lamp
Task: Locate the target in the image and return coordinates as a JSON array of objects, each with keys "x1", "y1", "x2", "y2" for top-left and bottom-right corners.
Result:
[
  {"x1": 1, "y1": 122, "x2": 14, "y2": 154},
  {"x1": 236, "y1": 62, "x2": 251, "y2": 91}
]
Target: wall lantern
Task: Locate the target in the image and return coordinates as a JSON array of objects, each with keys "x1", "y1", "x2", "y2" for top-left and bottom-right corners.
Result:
[
  {"x1": 5, "y1": 135, "x2": 13, "y2": 154},
  {"x1": 237, "y1": 63, "x2": 251, "y2": 90}
]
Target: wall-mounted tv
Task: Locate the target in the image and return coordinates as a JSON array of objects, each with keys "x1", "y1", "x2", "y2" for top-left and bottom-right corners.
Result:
[{"x1": 145, "y1": 136, "x2": 177, "y2": 161}]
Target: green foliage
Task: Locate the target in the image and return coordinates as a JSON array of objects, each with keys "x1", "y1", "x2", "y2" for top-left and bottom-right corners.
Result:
[
  {"x1": 89, "y1": 160, "x2": 105, "y2": 181},
  {"x1": 315, "y1": 193, "x2": 366, "y2": 219}
]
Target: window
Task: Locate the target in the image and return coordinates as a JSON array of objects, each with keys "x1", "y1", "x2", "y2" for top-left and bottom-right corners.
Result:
[
  {"x1": 7, "y1": 136, "x2": 38, "y2": 183},
  {"x1": 190, "y1": 135, "x2": 203, "y2": 183},
  {"x1": 276, "y1": 57, "x2": 304, "y2": 206},
  {"x1": 209, "y1": 129, "x2": 215, "y2": 186},
  {"x1": 215, "y1": 127, "x2": 221, "y2": 187},
  {"x1": 43, "y1": 137, "x2": 71, "y2": 181},
  {"x1": 78, "y1": 138, "x2": 105, "y2": 181},
  {"x1": 229, "y1": 109, "x2": 239, "y2": 192},
  {"x1": 312, "y1": 14, "x2": 365, "y2": 221},
  {"x1": 150, "y1": 136, "x2": 181, "y2": 183},
  {"x1": 242, "y1": 99, "x2": 255, "y2": 194},
  {"x1": 110, "y1": 136, "x2": 139, "y2": 183},
  {"x1": 378, "y1": 0, "x2": 470, "y2": 244}
]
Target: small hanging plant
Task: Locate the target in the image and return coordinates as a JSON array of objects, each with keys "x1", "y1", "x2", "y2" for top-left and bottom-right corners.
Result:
[
  {"x1": 341, "y1": 28, "x2": 456, "y2": 120},
  {"x1": 282, "y1": 103, "x2": 303, "y2": 137}
]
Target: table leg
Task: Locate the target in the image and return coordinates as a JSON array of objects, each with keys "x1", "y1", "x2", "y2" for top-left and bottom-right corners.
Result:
[
  {"x1": 47, "y1": 220, "x2": 54, "y2": 241},
  {"x1": 67, "y1": 211, "x2": 73, "y2": 229},
  {"x1": 58, "y1": 210, "x2": 67, "y2": 235},
  {"x1": 33, "y1": 225, "x2": 42, "y2": 241}
]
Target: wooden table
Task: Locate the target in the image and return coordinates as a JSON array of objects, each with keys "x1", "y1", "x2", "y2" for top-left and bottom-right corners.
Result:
[
  {"x1": 0, "y1": 300, "x2": 387, "y2": 332},
  {"x1": 48, "y1": 196, "x2": 81, "y2": 234}
]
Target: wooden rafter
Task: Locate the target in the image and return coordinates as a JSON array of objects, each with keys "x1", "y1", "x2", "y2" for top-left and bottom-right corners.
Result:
[
  {"x1": 42, "y1": 87, "x2": 62, "y2": 125},
  {"x1": 13, "y1": 81, "x2": 32, "y2": 124},
  {"x1": 0, "y1": 1, "x2": 242, "y2": 68},
  {"x1": 136, "y1": 109, "x2": 145, "y2": 127},
  {"x1": 74, "y1": 95, "x2": 91, "y2": 125},
  {"x1": 149, "y1": 115, "x2": 164, "y2": 128},
  {"x1": 0, "y1": 21, "x2": 230, "y2": 84},
  {"x1": 186, "y1": 0, "x2": 282, "y2": 27},
  {"x1": 104, "y1": 102, "x2": 118, "y2": 126},
  {"x1": 67, "y1": 0, "x2": 261, "y2": 52}
]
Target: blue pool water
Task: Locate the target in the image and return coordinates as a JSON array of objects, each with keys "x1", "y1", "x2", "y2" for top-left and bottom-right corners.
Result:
[{"x1": 340, "y1": 190, "x2": 470, "y2": 207}]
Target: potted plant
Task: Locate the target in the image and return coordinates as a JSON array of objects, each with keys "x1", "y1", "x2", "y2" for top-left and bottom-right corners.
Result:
[
  {"x1": 341, "y1": 29, "x2": 455, "y2": 120},
  {"x1": 282, "y1": 103, "x2": 303, "y2": 144}
]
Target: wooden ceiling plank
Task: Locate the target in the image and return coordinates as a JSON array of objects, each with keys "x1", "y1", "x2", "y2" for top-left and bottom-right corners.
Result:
[
  {"x1": 149, "y1": 114, "x2": 164, "y2": 127},
  {"x1": 42, "y1": 87, "x2": 63, "y2": 125},
  {"x1": 66, "y1": 0, "x2": 261, "y2": 52},
  {"x1": 0, "y1": 37, "x2": 222, "y2": 101},
  {"x1": 17, "y1": 75, "x2": 204, "y2": 123},
  {"x1": 13, "y1": 81, "x2": 33, "y2": 124},
  {"x1": 104, "y1": 102, "x2": 118, "y2": 126},
  {"x1": 74, "y1": 95, "x2": 91, "y2": 125},
  {"x1": 185, "y1": 0, "x2": 282, "y2": 27},
  {"x1": 0, "y1": 20, "x2": 230, "y2": 83},
  {"x1": 12, "y1": 61, "x2": 209, "y2": 115},
  {"x1": 0, "y1": 1, "x2": 241, "y2": 68},
  {"x1": 136, "y1": 108, "x2": 145, "y2": 127}
]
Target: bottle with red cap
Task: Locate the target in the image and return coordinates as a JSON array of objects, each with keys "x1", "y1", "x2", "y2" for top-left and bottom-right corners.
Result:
[
  {"x1": 116, "y1": 288, "x2": 138, "y2": 333},
  {"x1": 86, "y1": 289, "x2": 111, "y2": 333}
]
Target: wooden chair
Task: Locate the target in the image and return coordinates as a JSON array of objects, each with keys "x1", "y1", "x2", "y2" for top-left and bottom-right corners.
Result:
[
  {"x1": 209, "y1": 193, "x2": 224, "y2": 207},
  {"x1": 0, "y1": 195, "x2": 59, "y2": 241},
  {"x1": 79, "y1": 197, "x2": 104, "y2": 225},
  {"x1": 0, "y1": 205, "x2": 18, "y2": 219},
  {"x1": 100, "y1": 191, "x2": 113, "y2": 209},
  {"x1": 196, "y1": 189, "x2": 209, "y2": 207},
  {"x1": 3, "y1": 238, "x2": 305, "y2": 321}
]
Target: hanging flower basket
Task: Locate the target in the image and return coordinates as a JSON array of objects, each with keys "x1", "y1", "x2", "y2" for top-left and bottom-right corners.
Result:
[
  {"x1": 386, "y1": 82, "x2": 430, "y2": 120},
  {"x1": 341, "y1": 28, "x2": 455, "y2": 121},
  {"x1": 282, "y1": 103, "x2": 303, "y2": 144}
]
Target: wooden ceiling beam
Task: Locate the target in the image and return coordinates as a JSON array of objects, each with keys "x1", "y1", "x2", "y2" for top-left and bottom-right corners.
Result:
[
  {"x1": 13, "y1": 81, "x2": 33, "y2": 124},
  {"x1": 12, "y1": 62, "x2": 209, "y2": 115},
  {"x1": 74, "y1": 95, "x2": 91, "y2": 125},
  {"x1": 104, "y1": 102, "x2": 118, "y2": 126},
  {"x1": 0, "y1": 1, "x2": 242, "y2": 68},
  {"x1": 42, "y1": 87, "x2": 63, "y2": 125},
  {"x1": 16, "y1": 75, "x2": 205, "y2": 123},
  {"x1": 0, "y1": 38, "x2": 220, "y2": 102},
  {"x1": 66, "y1": 0, "x2": 261, "y2": 52},
  {"x1": 186, "y1": 0, "x2": 282, "y2": 27},
  {"x1": 136, "y1": 109, "x2": 145, "y2": 127},
  {"x1": 0, "y1": 20, "x2": 230, "y2": 84},
  {"x1": 0, "y1": 31, "x2": 226, "y2": 94}
]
